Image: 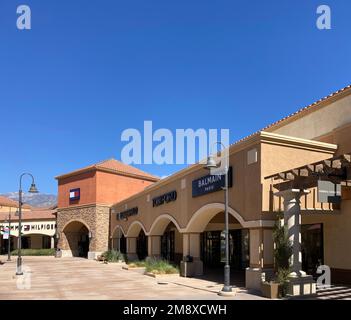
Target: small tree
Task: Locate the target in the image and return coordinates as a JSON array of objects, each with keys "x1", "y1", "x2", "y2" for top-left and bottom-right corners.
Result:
[{"x1": 273, "y1": 218, "x2": 293, "y2": 297}]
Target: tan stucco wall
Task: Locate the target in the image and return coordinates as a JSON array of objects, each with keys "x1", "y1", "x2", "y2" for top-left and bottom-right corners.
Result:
[
  {"x1": 267, "y1": 93, "x2": 351, "y2": 140},
  {"x1": 110, "y1": 132, "x2": 337, "y2": 238},
  {"x1": 261, "y1": 140, "x2": 337, "y2": 213},
  {"x1": 302, "y1": 199, "x2": 351, "y2": 270}
]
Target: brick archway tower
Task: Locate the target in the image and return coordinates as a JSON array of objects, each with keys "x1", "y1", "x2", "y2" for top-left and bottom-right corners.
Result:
[{"x1": 55, "y1": 159, "x2": 159, "y2": 259}]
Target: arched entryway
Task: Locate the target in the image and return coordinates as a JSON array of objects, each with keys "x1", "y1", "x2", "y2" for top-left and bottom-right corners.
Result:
[
  {"x1": 126, "y1": 221, "x2": 148, "y2": 261},
  {"x1": 184, "y1": 203, "x2": 248, "y2": 286},
  {"x1": 63, "y1": 221, "x2": 90, "y2": 258},
  {"x1": 148, "y1": 214, "x2": 182, "y2": 264},
  {"x1": 111, "y1": 226, "x2": 126, "y2": 254},
  {"x1": 200, "y1": 212, "x2": 249, "y2": 271}
]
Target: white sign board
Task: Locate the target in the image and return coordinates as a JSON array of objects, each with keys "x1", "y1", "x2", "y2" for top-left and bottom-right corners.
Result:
[{"x1": 318, "y1": 180, "x2": 341, "y2": 203}]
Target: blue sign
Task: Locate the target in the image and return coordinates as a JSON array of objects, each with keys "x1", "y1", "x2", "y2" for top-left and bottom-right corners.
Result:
[{"x1": 192, "y1": 167, "x2": 233, "y2": 198}]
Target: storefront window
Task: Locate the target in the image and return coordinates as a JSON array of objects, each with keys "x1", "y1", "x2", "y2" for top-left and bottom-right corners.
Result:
[
  {"x1": 136, "y1": 230, "x2": 148, "y2": 260},
  {"x1": 301, "y1": 223, "x2": 324, "y2": 277},
  {"x1": 161, "y1": 230, "x2": 175, "y2": 262},
  {"x1": 201, "y1": 229, "x2": 249, "y2": 270},
  {"x1": 42, "y1": 235, "x2": 51, "y2": 249}
]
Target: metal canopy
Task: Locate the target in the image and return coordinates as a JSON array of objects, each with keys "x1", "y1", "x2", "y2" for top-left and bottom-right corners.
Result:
[{"x1": 265, "y1": 153, "x2": 351, "y2": 191}]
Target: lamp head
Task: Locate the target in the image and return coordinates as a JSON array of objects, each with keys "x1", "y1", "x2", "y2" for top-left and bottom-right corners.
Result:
[
  {"x1": 28, "y1": 183, "x2": 39, "y2": 193},
  {"x1": 205, "y1": 155, "x2": 218, "y2": 170}
]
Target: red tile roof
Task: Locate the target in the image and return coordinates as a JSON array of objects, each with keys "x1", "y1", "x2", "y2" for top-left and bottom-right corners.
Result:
[
  {"x1": 56, "y1": 158, "x2": 159, "y2": 182},
  {"x1": 0, "y1": 208, "x2": 56, "y2": 222},
  {"x1": 0, "y1": 196, "x2": 32, "y2": 209}
]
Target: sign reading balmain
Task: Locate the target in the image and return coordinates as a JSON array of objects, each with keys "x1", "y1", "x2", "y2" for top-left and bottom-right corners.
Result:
[
  {"x1": 152, "y1": 191, "x2": 177, "y2": 207},
  {"x1": 117, "y1": 207, "x2": 138, "y2": 220},
  {"x1": 192, "y1": 167, "x2": 233, "y2": 198}
]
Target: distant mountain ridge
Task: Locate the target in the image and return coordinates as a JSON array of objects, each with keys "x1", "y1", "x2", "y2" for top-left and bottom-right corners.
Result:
[{"x1": 1, "y1": 192, "x2": 57, "y2": 208}]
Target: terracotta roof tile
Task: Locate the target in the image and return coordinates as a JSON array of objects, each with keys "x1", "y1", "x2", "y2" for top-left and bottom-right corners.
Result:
[
  {"x1": 56, "y1": 158, "x2": 159, "y2": 181},
  {"x1": 0, "y1": 209, "x2": 56, "y2": 222},
  {"x1": 0, "y1": 195, "x2": 32, "y2": 209},
  {"x1": 0, "y1": 196, "x2": 18, "y2": 208}
]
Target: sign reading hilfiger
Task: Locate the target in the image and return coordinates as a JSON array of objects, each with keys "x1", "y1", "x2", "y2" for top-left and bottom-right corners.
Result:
[
  {"x1": 152, "y1": 191, "x2": 177, "y2": 207},
  {"x1": 0, "y1": 221, "x2": 56, "y2": 236},
  {"x1": 192, "y1": 167, "x2": 233, "y2": 198}
]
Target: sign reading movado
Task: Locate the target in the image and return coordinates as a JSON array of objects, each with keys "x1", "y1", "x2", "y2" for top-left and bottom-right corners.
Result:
[
  {"x1": 192, "y1": 167, "x2": 233, "y2": 197},
  {"x1": 152, "y1": 191, "x2": 177, "y2": 207},
  {"x1": 117, "y1": 207, "x2": 138, "y2": 220}
]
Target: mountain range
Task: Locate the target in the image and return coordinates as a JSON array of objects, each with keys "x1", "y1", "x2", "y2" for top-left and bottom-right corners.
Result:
[{"x1": 1, "y1": 192, "x2": 57, "y2": 208}]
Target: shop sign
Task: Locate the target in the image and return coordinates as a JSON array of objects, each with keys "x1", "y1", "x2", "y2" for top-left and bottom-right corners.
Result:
[
  {"x1": 2, "y1": 227, "x2": 9, "y2": 240},
  {"x1": 69, "y1": 188, "x2": 80, "y2": 201},
  {"x1": 0, "y1": 222, "x2": 56, "y2": 236},
  {"x1": 192, "y1": 167, "x2": 233, "y2": 198},
  {"x1": 117, "y1": 207, "x2": 138, "y2": 221},
  {"x1": 317, "y1": 180, "x2": 341, "y2": 203},
  {"x1": 152, "y1": 191, "x2": 177, "y2": 207}
]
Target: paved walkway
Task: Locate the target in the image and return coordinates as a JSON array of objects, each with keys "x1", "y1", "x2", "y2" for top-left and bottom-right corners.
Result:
[{"x1": 0, "y1": 256, "x2": 266, "y2": 300}]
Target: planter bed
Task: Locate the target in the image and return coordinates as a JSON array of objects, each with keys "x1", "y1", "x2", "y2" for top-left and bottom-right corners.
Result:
[
  {"x1": 122, "y1": 265, "x2": 146, "y2": 274},
  {"x1": 144, "y1": 271, "x2": 180, "y2": 278}
]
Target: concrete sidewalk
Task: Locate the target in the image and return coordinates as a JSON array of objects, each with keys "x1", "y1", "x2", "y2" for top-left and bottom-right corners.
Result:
[{"x1": 0, "y1": 256, "x2": 266, "y2": 300}]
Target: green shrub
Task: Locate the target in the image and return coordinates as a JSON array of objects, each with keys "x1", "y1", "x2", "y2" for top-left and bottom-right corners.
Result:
[
  {"x1": 127, "y1": 260, "x2": 146, "y2": 268},
  {"x1": 101, "y1": 250, "x2": 125, "y2": 262},
  {"x1": 272, "y1": 220, "x2": 293, "y2": 298},
  {"x1": 144, "y1": 257, "x2": 179, "y2": 275},
  {"x1": 10, "y1": 249, "x2": 55, "y2": 256}
]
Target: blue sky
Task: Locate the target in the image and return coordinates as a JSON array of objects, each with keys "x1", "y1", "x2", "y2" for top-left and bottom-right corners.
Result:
[{"x1": 0, "y1": 0, "x2": 350, "y2": 195}]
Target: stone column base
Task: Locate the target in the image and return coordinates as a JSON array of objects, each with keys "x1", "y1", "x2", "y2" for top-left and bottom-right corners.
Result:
[
  {"x1": 88, "y1": 251, "x2": 103, "y2": 260},
  {"x1": 245, "y1": 267, "x2": 274, "y2": 291},
  {"x1": 60, "y1": 250, "x2": 73, "y2": 258},
  {"x1": 287, "y1": 275, "x2": 316, "y2": 297},
  {"x1": 180, "y1": 260, "x2": 203, "y2": 277}
]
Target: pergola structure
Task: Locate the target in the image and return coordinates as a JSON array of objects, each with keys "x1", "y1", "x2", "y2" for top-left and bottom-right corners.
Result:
[
  {"x1": 266, "y1": 153, "x2": 351, "y2": 191},
  {"x1": 264, "y1": 153, "x2": 351, "y2": 296}
]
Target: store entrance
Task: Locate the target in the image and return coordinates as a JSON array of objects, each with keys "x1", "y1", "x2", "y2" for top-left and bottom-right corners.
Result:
[
  {"x1": 201, "y1": 229, "x2": 249, "y2": 270},
  {"x1": 161, "y1": 230, "x2": 175, "y2": 262},
  {"x1": 136, "y1": 230, "x2": 148, "y2": 260},
  {"x1": 200, "y1": 229, "x2": 249, "y2": 287},
  {"x1": 0, "y1": 237, "x2": 15, "y2": 254},
  {"x1": 302, "y1": 223, "x2": 324, "y2": 278}
]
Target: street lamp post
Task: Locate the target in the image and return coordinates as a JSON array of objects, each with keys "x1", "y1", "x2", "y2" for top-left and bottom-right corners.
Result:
[
  {"x1": 205, "y1": 142, "x2": 233, "y2": 295},
  {"x1": 16, "y1": 173, "x2": 38, "y2": 276},
  {"x1": 7, "y1": 213, "x2": 12, "y2": 261}
]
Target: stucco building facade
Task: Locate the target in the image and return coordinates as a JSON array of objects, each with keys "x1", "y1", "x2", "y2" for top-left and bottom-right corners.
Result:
[
  {"x1": 55, "y1": 159, "x2": 159, "y2": 259},
  {"x1": 0, "y1": 196, "x2": 57, "y2": 253},
  {"x1": 56, "y1": 85, "x2": 351, "y2": 293}
]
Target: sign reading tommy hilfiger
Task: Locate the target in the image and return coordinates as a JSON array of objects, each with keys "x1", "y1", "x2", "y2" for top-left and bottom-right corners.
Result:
[
  {"x1": 117, "y1": 207, "x2": 138, "y2": 220},
  {"x1": 69, "y1": 188, "x2": 80, "y2": 201},
  {"x1": 152, "y1": 191, "x2": 177, "y2": 207},
  {"x1": 192, "y1": 167, "x2": 233, "y2": 197}
]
